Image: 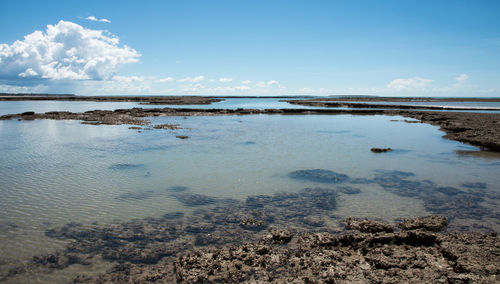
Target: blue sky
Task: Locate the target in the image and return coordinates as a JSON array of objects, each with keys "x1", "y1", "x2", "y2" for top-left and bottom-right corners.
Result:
[{"x1": 1, "y1": 0, "x2": 499, "y2": 96}]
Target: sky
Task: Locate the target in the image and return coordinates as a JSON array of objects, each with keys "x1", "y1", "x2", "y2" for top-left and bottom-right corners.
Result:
[{"x1": 0, "y1": 0, "x2": 499, "y2": 97}]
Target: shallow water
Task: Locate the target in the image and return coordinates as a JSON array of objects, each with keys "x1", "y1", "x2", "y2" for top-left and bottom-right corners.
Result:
[
  {"x1": 0, "y1": 112, "x2": 499, "y2": 282},
  {"x1": 331, "y1": 100, "x2": 500, "y2": 109},
  {"x1": 0, "y1": 98, "x2": 320, "y2": 116}
]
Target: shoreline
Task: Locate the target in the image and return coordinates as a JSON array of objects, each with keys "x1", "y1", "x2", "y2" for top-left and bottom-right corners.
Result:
[
  {"x1": 283, "y1": 99, "x2": 500, "y2": 111},
  {"x1": 0, "y1": 95, "x2": 222, "y2": 105},
  {"x1": 2, "y1": 107, "x2": 500, "y2": 151}
]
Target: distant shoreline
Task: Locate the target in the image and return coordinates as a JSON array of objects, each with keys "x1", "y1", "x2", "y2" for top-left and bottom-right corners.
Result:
[{"x1": 1, "y1": 93, "x2": 500, "y2": 102}]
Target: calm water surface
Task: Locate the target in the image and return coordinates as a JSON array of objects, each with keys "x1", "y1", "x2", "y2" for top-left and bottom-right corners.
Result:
[
  {"x1": 0, "y1": 109, "x2": 499, "y2": 282},
  {"x1": 0, "y1": 98, "x2": 320, "y2": 116}
]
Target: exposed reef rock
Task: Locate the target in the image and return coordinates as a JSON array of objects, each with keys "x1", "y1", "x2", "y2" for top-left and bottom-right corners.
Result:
[
  {"x1": 174, "y1": 216, "x2": 499, "y2": 284},
  {"x1": 344, "y1": 217, "x2": 394, "y2": 233},
  {"x1": 370, "y1": 147, "x2": 392, "y2": 153}
]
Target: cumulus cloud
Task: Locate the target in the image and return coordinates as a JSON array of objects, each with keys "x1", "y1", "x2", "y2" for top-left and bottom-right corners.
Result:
[
  {"x1": 0, "y1": 20, "x2": 140, "y2": 82},
  {"x1": 241, "y1": 80, "x2": 251, "y2": 84},
  {"x1": 267, "y1": 80, "x2": 279, "y2": 86},
  {"x1": 387, "y1": 77, "x2": 433, "y2": 91},
  {"x1": 111, "y1": 75, "x2": 145, "y2": 82},
  {"x1": 85, "y1": 16, "x2": 111, "y2": 23},
  {"x1": 178, "y1": 75, "x2": 205, "y2": 82},
  {"x1": 235, "y1": 85, "x2": 250, "y2": 91},
  {"x1": 452, "y1": 73, "x2": 469, "y2": 88},
  {"x1": 219, "y1": 77, "x2": 232, "y2": 83},
  {"x1": 157, "y1": 77, "x2": 174, "y2": 83}
]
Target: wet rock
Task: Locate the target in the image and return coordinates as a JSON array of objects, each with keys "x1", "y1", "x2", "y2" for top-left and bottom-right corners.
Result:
[
  {"x1": 336, "y1": 186, "x2": 361, "y2": 194},
  {"x1": 462, "y1": 182, "x2": 488, "y2": 190},
  {"x1": 373, "y1": 169, "x2": 493, "y2": 224},
  {"x1": 289, "y1": 169, "x2": 349, "y2": 184},
  {"x1": 299, "y1": 187, "x2": 337, "y2": 210},
  {"x1": 398, "y1": 215, "x2": 447, "y2": 232},
  {"x1": 176, "y1": 135, "x2": 189, "y2": 139},
  {"x1": 21, "y1": 111, "x2": 35, "y2": 116},
  {"x1": 108, "y1": 163, "x2": 145, "y2": 170},
  {"x1": 371, "y1": 147, "x2": 393, "y2": 153},
  {"x1": 344, "y1": 217, "x2": 394, "y2": 233},
  {"x1": 239, "y1": 218, "x2": 266, "y2": 231},
  {"x1": 32, "y1": 252, "x2": 89, "y2": 269},
  {"x1": 301, "y1": 215, "x2": 325, "y2": 227},
  {"x1": 166, "y1": 185, "x2": 188, "y2": 192},
  {"x1": 173, "y1": 193, "x2": 217, "y2": 206},
  {"x1": 162, "y1": 212, "x2": 184, "y2": 219},
  {"x1": 262, "y1": 229, "x2": 293, "y2": 244},
  {"x1": 245, "y1": 195, "x2": 274, "y2": 208},
  {"x1": 152, "y1": 123, "x2": 180, "y2": 130},
  {"x1": 435, "y1": 186, "x2": 462, "y2": 196}
]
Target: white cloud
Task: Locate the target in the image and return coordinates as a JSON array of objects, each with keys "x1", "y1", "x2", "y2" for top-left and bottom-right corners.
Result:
[
  {"x1": 18, "y1": 68, "x2": 38, "y2": 77},
  {"x1": 241, "y1": 80, "x2": 251, "y2": 84},
  {"x1": 387, "y1": 77, "x2": 433, "y2": 91},
  {"x1": 85, "y1": 16, "x2": 111, "y2": 23},
  {"x1": 157, "y1": 77, "x2": 174, "y2": 83},
  {"x1": 219, "y1": 77, "x2": 233, "y2": 83},
  {"x1": 455, "y1": 73, "x2": 468, "y2": 83},
  {"x1": 235, "y1": 85, "x2": 250, "y2": 91},
  {"x1": 111, "y1": 75, "x2": 145, "y2": 82},
  {"x1": 209, "y1": 79, "x2": 215, "y2": 82},
  {"x1": 0, "y1": 83, "x2": 48, "y2": 93},
  {"x1": 178, "y1": 75, "x2": 205, "y2": 82},
  {"x1": 0, "y1": 20, "x2": 140, "y2": 82},
  {"x1": 267, "y1": 80, "x2": 279, "y2": 86}
]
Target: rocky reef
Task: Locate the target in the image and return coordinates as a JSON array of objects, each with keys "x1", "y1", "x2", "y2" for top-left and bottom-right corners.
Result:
[{"x1": 2, "y1": 173, "x2": 499, "y2": 283}]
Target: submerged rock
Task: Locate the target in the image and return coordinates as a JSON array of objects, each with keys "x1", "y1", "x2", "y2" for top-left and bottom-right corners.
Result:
[
  {"x1": 337, "y1": 186, "x2": 362, "y2": 194},
  {"x1": 373, "y1": 170, "x2": 493, "y2": 223},
  {"x1": 289, "y1": 169, "x2": 349, "y2": 184},
  {"x1": 117, "y1": 190, "x2": 154, "y2": 201},
  {"x1": 162, "y1": 212, "x2": 184, "y2": 220},
  {"x1": 166, "y1": 185, "x2": 189, "y2": 192},
  {"x1": 462, "y1": 182, "x2": 488, "y2": 190},
  {"x1": 108, "y1": 163, "x2": 145, "y2": 170},
  {"x1": 173, "y1": 193, "x2": 217, "y2": 206}
]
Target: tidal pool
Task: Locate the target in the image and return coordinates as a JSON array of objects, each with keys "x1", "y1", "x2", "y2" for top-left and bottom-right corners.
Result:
[{"x1": 0, "y1": 114, "x2": 499, "y2": 282}]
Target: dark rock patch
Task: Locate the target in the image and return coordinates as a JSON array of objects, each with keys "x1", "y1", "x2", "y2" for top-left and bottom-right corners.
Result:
[
  {"x1": 462, "y1": 182, "x2": 488, "y2": 190},
  {"x1": 337, "y1": 186, "x2": 362, "y2": 194},
  {"x1": 117, "y1": 190, "x2": 154, "y2": 201},
  {"x1": 166, "y1": 185, "x2": 189, "y2": 192},
  {"x1": 371, "y1": 147, "x2": 393, "y2": 153},
  {"x1": 374, "y1": 170, "x2": 495, "y2": 223},
  {"x1": 289, "y1": 169, "x2": 349, "y2": 184},
  {"x1": 173, "y1": 193, "x2": 217, "y2": 207},
  {"x1": 108, "y1": 163, "x2": 145, "y2": 171},
  {"x1": 162, "y1": 212, "x2": 184, "y2": 220}
]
